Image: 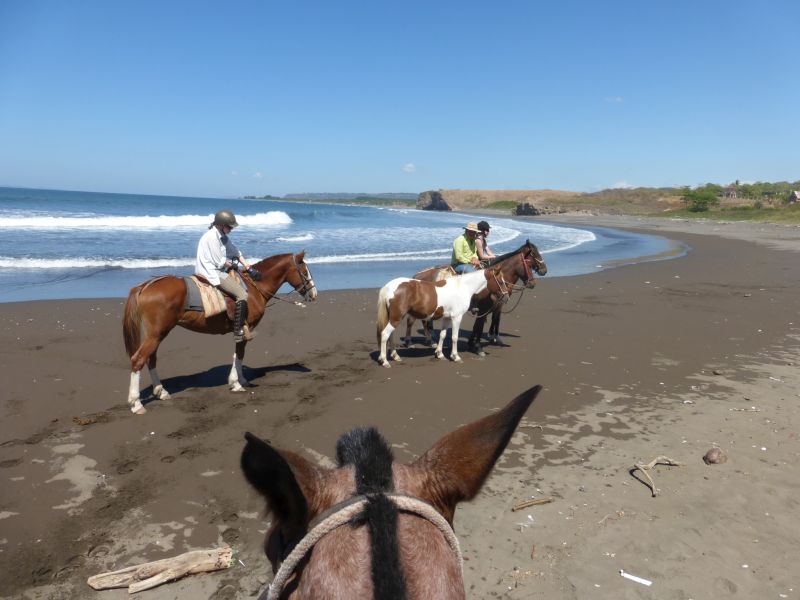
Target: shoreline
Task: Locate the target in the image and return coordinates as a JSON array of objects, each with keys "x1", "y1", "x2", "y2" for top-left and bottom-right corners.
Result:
[{"x1": 2, "y1": 218, "x2": 800, "y2": 599}]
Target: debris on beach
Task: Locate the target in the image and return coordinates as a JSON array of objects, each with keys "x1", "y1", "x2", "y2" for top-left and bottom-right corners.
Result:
[
  {"x1": 620, "y1": 569, "x2": 652, "y2": 586},
  {"x1": 511, "y1": 496, "x2": 554, "y2": 511},
  {"x1": 87, "y1": 546, "x2": 234, "y2": 593},
  {"x1": 703, "y1": 448, "x2": 728, "y2": 465},
  {"x1": 630, "y1": 455, "x2": 684, "y2": 497}
]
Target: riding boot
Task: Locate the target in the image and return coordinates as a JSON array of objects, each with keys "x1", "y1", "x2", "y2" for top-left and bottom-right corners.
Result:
[{"x1": 233, "y1": 300, "x2": 248, "y2": 343}]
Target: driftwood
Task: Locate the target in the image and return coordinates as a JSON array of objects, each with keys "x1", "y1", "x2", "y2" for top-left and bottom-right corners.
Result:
[
  {"x1": 630, "y1": 456, "x2": 683, "y2": 497},
  {"x1": 87, "y1": 546, "x2": 233, "y2": 594},
  {"x1": 511, "y1": 497, "x2": 554, "y2": 511}
]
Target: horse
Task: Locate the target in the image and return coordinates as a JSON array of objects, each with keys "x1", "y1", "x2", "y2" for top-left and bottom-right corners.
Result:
[
  {"x1": 403, "y1": 240, "x2": 546, "y2": 351},
  {"x1": 241, "y1": 384, "x2": 543, "y2": 600},
  {"x1": 122, "y1": 251, "x2": 317, "y2": 415},
  {"x1": 376, "y1": 265, "x2": 509, "y2": 367},
  {"x1": 467, "y1": 240, "x2": 547, "y2": 355}
]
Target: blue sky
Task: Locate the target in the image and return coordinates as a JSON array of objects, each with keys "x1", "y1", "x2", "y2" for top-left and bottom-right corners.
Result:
[{"x1": 1, "y1": 1, "x2": 798, "y2": 198}]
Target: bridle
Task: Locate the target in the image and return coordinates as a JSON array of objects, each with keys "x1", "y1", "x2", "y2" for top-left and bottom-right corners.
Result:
[
  {"x1": 259, "y1": 493, "x2": 463, "y2": 600},
  {"x1": 292, "y1": 255, "x2": 316, "y2": 299},
  {"x1": 244, "y1": 256, "x2": 316, "y2": 308}
]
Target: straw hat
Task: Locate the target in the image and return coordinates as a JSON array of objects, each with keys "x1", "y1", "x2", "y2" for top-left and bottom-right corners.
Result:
[{"x1": 464, "y1": 222, "x2": 480, "y2": 233}]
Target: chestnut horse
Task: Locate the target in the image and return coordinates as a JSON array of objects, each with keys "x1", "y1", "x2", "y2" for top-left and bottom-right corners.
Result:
[
  {"x1": 376, "y1": 265, "x2": 509, "y2": 367},
  {"x1": 467, "y1": 240, "x2": 547, "y2": 354},
  {"x1": 241, "y1": 384, "x2": 543, "y2": 600},
  {"x1": 122, "y1": 251, "x2": 317, "y2": 414}
]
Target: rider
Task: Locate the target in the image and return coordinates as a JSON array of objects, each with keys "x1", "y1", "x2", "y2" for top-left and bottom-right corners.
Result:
[
  {"x1": 476, "y1": 221, "x2": 496, "y2": 266},
  {"x1": 195, "y1": 209, "x2": 260, "y2": 343},
  {"x1": 451, "y1": 222, "x2": 481, "y2": 274}
]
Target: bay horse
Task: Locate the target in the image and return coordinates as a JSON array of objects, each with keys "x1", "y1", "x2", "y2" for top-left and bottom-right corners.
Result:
[
  {"x1": 241, "y1": 384, "x2": 543, "y2": 600},
  {"x1": 122, "y1": 251, "x2": 317, "y2": 414},
  {"x1": 467, "y1": 240, "x2": 547, "y2": 355},
  {"x1": 376, "y1": 265, "x2": 509, "y2": 367}
]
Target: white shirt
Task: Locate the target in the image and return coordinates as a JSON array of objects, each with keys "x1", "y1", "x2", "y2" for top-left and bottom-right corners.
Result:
[{"x1": 195, "y1": 226, "x2": 244, "y2": 285}]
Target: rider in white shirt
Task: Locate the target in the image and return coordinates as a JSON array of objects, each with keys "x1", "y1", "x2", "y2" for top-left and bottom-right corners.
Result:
[{"x1": 196, "y1": 209, "x2": 259, "y2": 342}]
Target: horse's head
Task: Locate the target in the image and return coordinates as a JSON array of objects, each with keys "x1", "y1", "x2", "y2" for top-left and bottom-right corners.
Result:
[
  {"x1": 287, "y1": 251, "x2": 318, "y2": 302},
  {"x1": 485, "y1": 265, "x2": 510, "y2": 304},
  {"x1": 525, "y1": 239, "x2": 547, "y2": 277},
  {"x1": 241, "y1": 385, "x2": 543, "y2": 599}
]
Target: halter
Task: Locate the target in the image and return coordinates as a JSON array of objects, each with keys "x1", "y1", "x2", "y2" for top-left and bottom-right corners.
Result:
[{"x1": 259, "y1": 493, "x2": 463, "y2": 600}]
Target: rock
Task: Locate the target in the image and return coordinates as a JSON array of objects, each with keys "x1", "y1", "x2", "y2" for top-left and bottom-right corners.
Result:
[
  {"x1": 703, "y1": 447, "x2": 728, "y2": 465},
  {"x1": 417, "y1": 191, "x2": 452, "y2": 211},
  {"x1": 513, "y1": 202, "x2": 566, "y2": 216}
]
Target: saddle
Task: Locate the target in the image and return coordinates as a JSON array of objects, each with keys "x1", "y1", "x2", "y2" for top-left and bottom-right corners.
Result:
[{"x1": 184, "y1": 275, "x2": 242, "y2": 319}]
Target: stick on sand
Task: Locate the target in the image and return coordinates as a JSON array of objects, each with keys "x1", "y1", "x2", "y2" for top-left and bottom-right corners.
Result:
[{"x1": 87, "y1": 546, "x2": 234, "y2": 593}]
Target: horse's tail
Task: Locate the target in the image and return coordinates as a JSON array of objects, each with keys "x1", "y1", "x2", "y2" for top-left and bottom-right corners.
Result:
[
  {"x1": 122, "y1": 286, "x2": 142, "y2": 358},
  {"x1": 376, "y1": 285, "x2": 390, "y2": 345}
]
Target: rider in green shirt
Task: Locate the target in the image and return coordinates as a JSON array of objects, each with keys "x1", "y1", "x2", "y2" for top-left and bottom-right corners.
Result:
[{"x1": 451, "y1": 222, "x2": 481, "y2": 273}]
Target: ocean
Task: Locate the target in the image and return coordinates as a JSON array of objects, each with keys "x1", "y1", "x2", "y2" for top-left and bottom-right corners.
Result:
[{"x1": 0, "y1": 187, "x2": 681, "y2": 303}]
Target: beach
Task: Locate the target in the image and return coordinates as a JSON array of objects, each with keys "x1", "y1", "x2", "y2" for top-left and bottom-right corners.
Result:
[{"x1": 2, "y1": 217, "x2": 799, "y2": 599}]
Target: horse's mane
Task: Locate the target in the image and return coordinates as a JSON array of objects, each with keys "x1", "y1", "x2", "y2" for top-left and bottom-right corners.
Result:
[
  {"x1": 486, "y1": 239, "x2": 534, "y2": 267},
  {"x1": 336, "y1": 428, "x2": 406, "y2": 599}
]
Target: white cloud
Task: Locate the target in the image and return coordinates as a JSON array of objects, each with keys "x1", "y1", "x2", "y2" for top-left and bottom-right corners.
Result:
[
  {"x1": 604, "y1": 96, "x2": 624, "y2": 104},
  {"x1": 402, "y1": 162, "x2": 416, "y2": 173},
  {"x1": 611, "y1": 180, "x2": 634, "y2": 189},
  {"x1": 252, "y1": 172, "x2": 264, "y2": 179}
]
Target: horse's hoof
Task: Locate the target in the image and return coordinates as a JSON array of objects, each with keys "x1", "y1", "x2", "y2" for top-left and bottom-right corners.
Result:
[
  {"x1": 435, "y1": 352, "x2": 444, "y2": 360},
  {"x1": 382, "y1": 362, "x2": 391, "y2": 369},
  {"x1": 452, "y1": 355, "x2": 463, "y2": 363},
  {"x1": 130, "y1": 399, "x2": 147, "y2": 415},
  {"x1": 230, "y1": 383, "x2": 247, "y2": 392}
]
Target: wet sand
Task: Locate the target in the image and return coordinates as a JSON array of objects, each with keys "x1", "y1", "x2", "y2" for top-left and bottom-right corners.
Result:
[{"x1": 2, "y1": 216, "x2": 799, "y2": 599}]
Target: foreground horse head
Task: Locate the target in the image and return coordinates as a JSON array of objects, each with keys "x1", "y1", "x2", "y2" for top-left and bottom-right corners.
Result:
[
  {"x1": 241, "y1": 384, "x2": 543, "y2": 600},
  {"x1": 376, "y1": 265, "x2": 509, "y2": 367},
  {"x1": 122, "y1": 251, "x2": 316, "y2": 414}
]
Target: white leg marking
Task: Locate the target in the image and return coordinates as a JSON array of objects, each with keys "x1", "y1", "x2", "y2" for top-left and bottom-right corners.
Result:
[
  {"x1": 149, "y1": 368, "x2": 171, "y2": 400},
  {"x1": 435, "y1": 319, "x2": 448, "y2": 359},
  {"x1": 128, "y1": 371, "x2": 146, "y2": 414},
  {"x1": 379, "y1": 324, "x2": 395, "y2": 367},
  {"x1": 229, "y1": 353, "x2": 247, "y2": 392},
  {"x1": 450, "y1": 315, "x2": 462, "y2": 362}
]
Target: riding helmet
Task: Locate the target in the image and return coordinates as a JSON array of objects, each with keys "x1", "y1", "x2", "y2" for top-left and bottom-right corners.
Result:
[{"x1": 213, "y1": 209, "x2": 239, "y2": 229}]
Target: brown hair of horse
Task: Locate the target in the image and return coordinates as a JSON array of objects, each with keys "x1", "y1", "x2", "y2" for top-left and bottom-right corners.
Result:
[{"x1": 241, "y1": 384, "x2": 543, "y2": 599}]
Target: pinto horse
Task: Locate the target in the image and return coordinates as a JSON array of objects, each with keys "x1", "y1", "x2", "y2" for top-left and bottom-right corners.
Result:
[
  {"x1": 241, "y1": 384, "x2": 543, "y2": 600},
  {"x1": 122, "y1": 251, "x2": 317, "y2": 414},
  {"x1": 467, "y1": 240, "x2": 547, "y2": 354},
  {"x1": 376, "y1": 265, "x2": 509, "y2": 367}
]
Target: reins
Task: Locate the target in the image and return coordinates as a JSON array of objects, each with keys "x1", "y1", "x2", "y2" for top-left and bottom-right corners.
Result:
[{"x1": 259, "y1": 493, "x2": 463, "y2": 600}]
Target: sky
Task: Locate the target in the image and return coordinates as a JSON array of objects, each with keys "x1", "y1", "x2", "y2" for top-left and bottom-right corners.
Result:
[{"x1": 0, "y1": 1, "x2": 798, "y2": 198}]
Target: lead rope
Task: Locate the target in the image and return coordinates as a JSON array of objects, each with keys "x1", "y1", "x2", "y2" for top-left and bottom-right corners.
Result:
[{"x1": 260, "y1": 494, "x2": 463, "y2": 600}]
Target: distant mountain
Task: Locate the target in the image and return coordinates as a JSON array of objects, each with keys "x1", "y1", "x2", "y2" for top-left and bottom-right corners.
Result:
[{"x1": 283, "y1": 192, "x2": 418, "y2": 201}]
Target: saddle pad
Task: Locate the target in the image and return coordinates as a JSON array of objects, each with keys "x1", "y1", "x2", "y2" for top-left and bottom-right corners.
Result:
[{"x1": 185, "y1": 276, "x2": 227, "y2": 317}]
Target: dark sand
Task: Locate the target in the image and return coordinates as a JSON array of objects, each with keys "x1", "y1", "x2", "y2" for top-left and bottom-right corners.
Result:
[{"x1": 2, "y1": 216, "x2": 799, "y2": 599}]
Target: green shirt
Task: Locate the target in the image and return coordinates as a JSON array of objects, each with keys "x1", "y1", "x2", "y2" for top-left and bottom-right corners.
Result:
[{"x1": 451, "y1": 234, "x2": 477, "y2": 265}]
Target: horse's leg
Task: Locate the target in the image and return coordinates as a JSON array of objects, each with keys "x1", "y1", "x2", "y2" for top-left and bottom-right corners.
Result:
[
  {"x1": 425, "y1": 319, "x2": 435, "y2": 346},
  {"x1": 127, "y1": 335, "x2": 162, "y2": 414},
  {"x1": 434, "y1": 318, "x2": 449, "y2": 359},
  {"x1": 389, "y1": 326, "x2": 402, "y2": 363},
  {"x1": 489, "y1": 310, "x2": 501, "y2": 344},
  {"x1": 469, "y1": 314, "x2": 487, "y2": 356},
  {"x1": 403, "y1": 316, "x2": 414, "y2": 347},
  {"x1": 148, "y1": 353, "x2": 171, "y2": 402},
  {"x1": 379, "y1": 323, "x2": 396, "y2": 368},
  {"x1": 228, "y1": 342, "x2": 249, "y2": 391},
  {"x1": 450, "y1": 315, "x2": 463, "y2": 362}
]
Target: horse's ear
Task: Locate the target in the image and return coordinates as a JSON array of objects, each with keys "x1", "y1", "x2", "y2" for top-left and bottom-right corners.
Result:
[
  {"x1": 241, "y1": 432, "x2": 321, "y2": 539},
  {"x1": 408, "y1": 385, "x2": 543, "y2": 521},
  {"x1": 296, "y1": 250, "x2": 306, "y2": 262}
]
